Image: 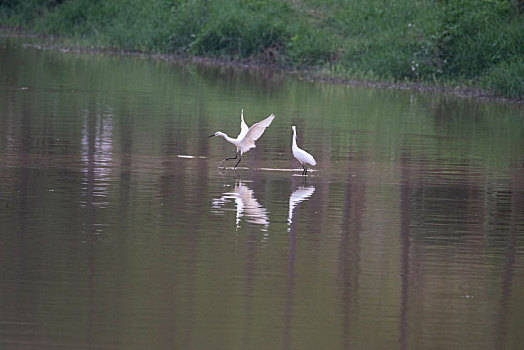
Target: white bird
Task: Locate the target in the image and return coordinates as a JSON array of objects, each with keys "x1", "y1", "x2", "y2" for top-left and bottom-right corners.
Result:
[
  {"x1": 209, "y1": 110, "x2": 275, "y2": 168},
  {"x1": 291, "y1": 125, "x2": 316, "y2": 175}
]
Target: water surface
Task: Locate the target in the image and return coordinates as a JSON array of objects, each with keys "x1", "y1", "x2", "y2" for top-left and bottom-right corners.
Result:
[{"x1": 1, "y1": 36, "x2": 524, "y2": 349}]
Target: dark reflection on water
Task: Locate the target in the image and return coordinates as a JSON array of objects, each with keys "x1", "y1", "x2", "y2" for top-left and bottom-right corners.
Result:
[
  {"x1": 1, "y1": 36, "x2": 524, "y2": 349},
  {"x1": 337, "y1": 163, "x2": 366, "y2": 350}
]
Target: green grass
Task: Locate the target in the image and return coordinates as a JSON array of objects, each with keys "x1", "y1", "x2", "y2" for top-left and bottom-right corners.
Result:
[
  {"x1": 482, "y1": 58, "x2": 524, "y2": 99},
  {"x1": 1, "y1": 0, "x2": 523, "y2": 99}
]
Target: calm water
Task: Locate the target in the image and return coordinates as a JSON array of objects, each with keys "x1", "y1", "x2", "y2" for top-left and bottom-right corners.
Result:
[{"x1": 1, "y1": 36, "x2": 524, "y2": 349}]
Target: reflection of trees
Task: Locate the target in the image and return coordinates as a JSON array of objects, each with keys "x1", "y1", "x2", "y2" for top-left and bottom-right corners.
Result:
[
  {"x1": 12, "y1": 108, "x2": 32, "y2": 336},
  {"x1": 81, "y1": 104, "x2": 114, "y2": 235},
  {"x1": 396, "y1": 151, "x2": 524, "y2": 348},
  {"x1": 495, "y1": 167, "x2": 523, "y2": 349},
  {"x1": 399, "y1": 152, "x2": 410, "y2": 350},
  {"x1": 337, "y1": 161, "x2": 365, "y2": 350},
  {"x1": 80, "y1": 101, "x2": 114, "y2": 345},
  {"x1": 283, "y1": 203, "x2": 297, "y2": 350},
  {"x1": 118, "y1": 110, "x2": 133, "y2": 218},
  {"x1": 241, "y1": 223, "x2": 259, "y2": 348}
]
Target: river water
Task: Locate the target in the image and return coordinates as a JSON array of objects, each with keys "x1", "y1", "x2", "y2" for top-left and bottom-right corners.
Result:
[{"x1": 1, "y1": 35, "x2": 523, "y2": 349}]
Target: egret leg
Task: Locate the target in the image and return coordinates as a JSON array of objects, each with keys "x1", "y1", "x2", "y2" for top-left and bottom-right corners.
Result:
[
  {"x1": 234, "y1": 155, "x2": 242, "y2": 168},
  {"x1": 225, "y1": 152, "x2": 238, "y2": 161}
]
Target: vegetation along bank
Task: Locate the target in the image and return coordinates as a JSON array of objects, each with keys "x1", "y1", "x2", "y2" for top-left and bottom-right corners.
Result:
[{"x1": 1, "y1": 0, "x2": 523, "y2": 100}]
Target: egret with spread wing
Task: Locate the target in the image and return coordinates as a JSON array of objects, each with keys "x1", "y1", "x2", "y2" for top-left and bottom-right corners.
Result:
[
  {"x1": 291, "y1": 125, "x2": 316, "y2": 175},
  {"x1": 209, "y1": 110, "x2": 275, "y2": 168}
]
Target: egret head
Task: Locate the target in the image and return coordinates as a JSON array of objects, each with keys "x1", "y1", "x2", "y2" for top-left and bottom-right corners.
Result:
[
  {"x1": 208, "y1": 131, "x2": 227, "y2": 138},
  {"x1": 292, "y1": 125, "x2": 296, "y2": 132}
]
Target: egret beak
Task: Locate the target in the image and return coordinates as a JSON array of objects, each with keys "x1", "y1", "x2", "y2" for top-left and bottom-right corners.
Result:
[{"x1": 208, "y1": 133, "x2": 216, "y2": 138}]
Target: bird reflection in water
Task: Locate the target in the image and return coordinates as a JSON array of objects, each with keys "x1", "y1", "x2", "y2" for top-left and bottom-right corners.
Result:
[
  {"x1": 287, "y1": 185, "x2": 315, "y2": 231},
  {"x1": 212, "y1": 180, "x2": 269, "y2": 231}
]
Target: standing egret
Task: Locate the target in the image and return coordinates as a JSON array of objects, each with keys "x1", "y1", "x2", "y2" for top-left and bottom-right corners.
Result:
[
  {"x1": 291, "y1": 125, "x2": 316, "y2": 175},
  {"x1": 209, "y1": 111, "x2": 275, "y2": 168}
]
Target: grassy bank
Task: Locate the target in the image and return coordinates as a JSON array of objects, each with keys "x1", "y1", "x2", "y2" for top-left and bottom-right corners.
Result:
[{"x1": 1, "y1": 0, "x2": 523, "y2": 99}]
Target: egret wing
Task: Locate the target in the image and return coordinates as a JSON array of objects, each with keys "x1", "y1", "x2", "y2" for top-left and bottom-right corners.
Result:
[
  {"x1": 294, "y1": 147, "x2": 316, "y2": 166},
  {"x1": 244, "y1": 114, "x2": 275, "y2": 143},
  {"x1": 238, "y1": 109, "x2": 249, "y2": 139},
  {"x1": 303, "y1": 151, "x2": 317, "y2": 166}
]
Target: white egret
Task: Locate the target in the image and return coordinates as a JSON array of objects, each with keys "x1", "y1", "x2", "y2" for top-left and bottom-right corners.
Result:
[
  {"x1": 291, "y1": 125, "x2": 316, "y2": 175},
  {"x1": 209, "y1": 110, "x2": 275, "y2": 168}
]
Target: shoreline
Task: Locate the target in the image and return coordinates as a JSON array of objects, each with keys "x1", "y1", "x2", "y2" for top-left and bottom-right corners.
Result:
[{"x1": 2, "y1": 29, "x2": 522, "y2": 104}]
